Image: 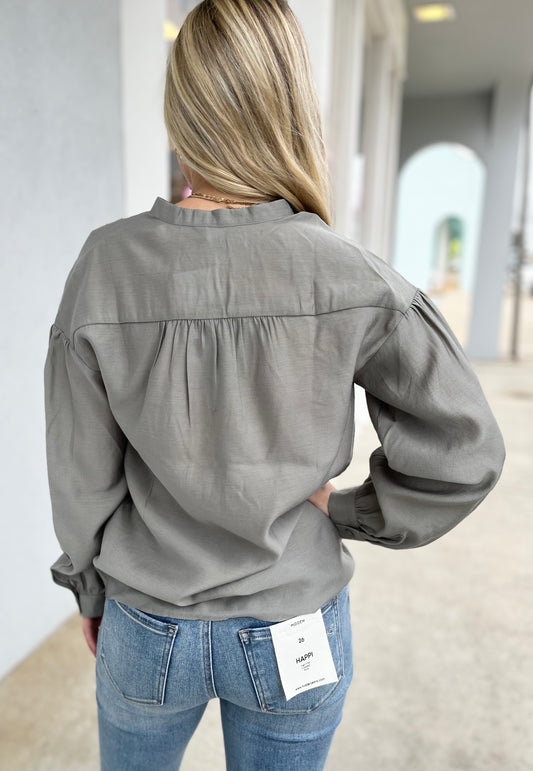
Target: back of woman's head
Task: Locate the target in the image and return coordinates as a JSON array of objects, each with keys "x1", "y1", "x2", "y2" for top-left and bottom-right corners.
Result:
[{"x1": 164, "y1": 0, "x2": 333, "y2": 225}]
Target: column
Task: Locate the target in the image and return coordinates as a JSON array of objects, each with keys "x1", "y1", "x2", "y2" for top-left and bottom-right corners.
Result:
[
  {"x1": 382, "y1": 72, "x2": 404, "y2": 262},
  {"x1": 361, "y1": 37, "x2": 394, "y2": 257},
  {"x1": 466, "y1": 76, "x2": 530, "y2": 359},
  {"x1": 327, "y1": 0, "x2": 367, "y2": 237}
]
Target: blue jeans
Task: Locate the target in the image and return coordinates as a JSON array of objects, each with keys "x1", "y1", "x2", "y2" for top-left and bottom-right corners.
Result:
[{"x1": 95, "y1": 583, "x2": 353, "y2": 770}]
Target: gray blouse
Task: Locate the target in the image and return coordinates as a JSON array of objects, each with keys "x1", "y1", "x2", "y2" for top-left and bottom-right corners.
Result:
[{"x1": 43, "y1": 196, "x2": 505, "y2": 619}]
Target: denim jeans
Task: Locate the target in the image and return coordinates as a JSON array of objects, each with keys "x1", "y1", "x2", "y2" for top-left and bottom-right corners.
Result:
[{"x1": 95, "y1": 583, "x2": 353, "y2": 770}]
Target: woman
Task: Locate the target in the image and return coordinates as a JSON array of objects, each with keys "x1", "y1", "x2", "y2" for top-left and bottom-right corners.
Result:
[{"x1": 43, "y1": 1, "x2": 505, "y2": 769}]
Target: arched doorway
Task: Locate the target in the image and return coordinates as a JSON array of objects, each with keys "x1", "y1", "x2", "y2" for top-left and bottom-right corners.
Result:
[{"x1": 392, "y1": 143, "x2": 486, "y2": 343}]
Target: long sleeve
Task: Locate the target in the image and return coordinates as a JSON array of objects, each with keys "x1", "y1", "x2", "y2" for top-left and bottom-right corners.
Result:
[
  {"x1": 44, "y1": 324, "x2": 129, "y2": 616},
  {"x1": 327, "y1": 288, "x2": 506, "y2": 548}
]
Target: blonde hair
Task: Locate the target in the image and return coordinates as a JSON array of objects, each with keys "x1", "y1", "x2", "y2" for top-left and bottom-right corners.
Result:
[{"x1": 164, "y1": 0, "x2": 333, "y2": 225}]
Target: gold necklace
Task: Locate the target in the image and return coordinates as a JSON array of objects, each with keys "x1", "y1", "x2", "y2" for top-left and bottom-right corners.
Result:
[{"x1": 189, "y1": 191, "x2": 264, "y2": 208}]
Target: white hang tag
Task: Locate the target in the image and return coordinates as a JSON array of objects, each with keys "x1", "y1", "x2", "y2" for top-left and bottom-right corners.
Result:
[{"x1": 269, "y1": 607, "x2": 339, "y2": 701}]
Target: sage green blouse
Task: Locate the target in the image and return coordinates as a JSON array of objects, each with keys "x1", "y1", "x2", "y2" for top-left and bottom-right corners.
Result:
[{"x1": 43, "y1": 196, "x2": 505, "y2": 619}]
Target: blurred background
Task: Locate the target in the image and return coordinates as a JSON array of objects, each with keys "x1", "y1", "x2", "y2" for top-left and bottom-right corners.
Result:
[{"x1": 0, "y1": 1, "x2": 531, "y2": 769}]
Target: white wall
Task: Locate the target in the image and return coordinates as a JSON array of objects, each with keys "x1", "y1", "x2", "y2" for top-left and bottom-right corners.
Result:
[
  {"x1": 0, "y1": 0, "x2": 167, "y2": 680},
  {"x1": 120, "y1": 0, "x2": 169, "y2": 216},
  {"x1": 289, "y1": 0, "x2": 334, "y2": 128}
]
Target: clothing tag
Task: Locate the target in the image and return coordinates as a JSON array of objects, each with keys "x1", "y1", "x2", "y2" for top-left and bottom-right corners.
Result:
[{"x1": 269, "y1": 608, "x2": 338, "y2": 701}]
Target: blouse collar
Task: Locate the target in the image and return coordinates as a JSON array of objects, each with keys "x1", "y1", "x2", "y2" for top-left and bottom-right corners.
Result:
[{"x1": 149, "y1": 195, "x2": 296, "y2": 227}]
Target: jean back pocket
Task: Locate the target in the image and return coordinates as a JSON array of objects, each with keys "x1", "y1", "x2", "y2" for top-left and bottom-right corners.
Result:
[
  {"x1": 99, "y1": 599, "x2": 179, "y2": 706},
  {"x1": 238, "y1": 592, "x2": 347, "y2": 714}
]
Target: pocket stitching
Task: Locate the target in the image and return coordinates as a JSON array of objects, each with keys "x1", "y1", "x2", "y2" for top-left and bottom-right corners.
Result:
[
  {"x1": 114, "y1": 599, "x2": 171, "y2": 635},
  {"x1": 239, "y1": 633, "x2": 267, "y2": 711},
  {"x1": 100, "y1": 645, "x2": 162, "y2": 705},
  {"x1": 332, "y1": 595, "x2": 345, "y2": 679},
  {"x1": 158, "y1": 626, "x2": 179, "y2": 705},
  {"x1": 100, "y1": 614, "x2": 178, "y2": 705}
]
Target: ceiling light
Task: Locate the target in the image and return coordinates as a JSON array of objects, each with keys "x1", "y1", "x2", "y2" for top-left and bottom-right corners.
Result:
[
  {"x1": 164, "y1": 20, "x2": 180, "y2": 42},
  {"x1": 412, "y1": 4, "x2": 456, "y2": 23}
]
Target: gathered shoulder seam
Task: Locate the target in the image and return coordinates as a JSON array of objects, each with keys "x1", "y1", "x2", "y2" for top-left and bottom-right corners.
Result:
[
  {"x1": 353, "y1": 287, "x2": 421, "y2": 379},
  {"x1": 50, "y1": 323, "x2": 100, "y2": 373}
]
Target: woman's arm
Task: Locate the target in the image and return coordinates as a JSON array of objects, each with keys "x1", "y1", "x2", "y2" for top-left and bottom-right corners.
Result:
[
  {"x1": 326, "y1": 289, "x2": 505, "y2": 548},
  {"x1": 44, "y1": 324, "x2": 129, "y2": 616}
]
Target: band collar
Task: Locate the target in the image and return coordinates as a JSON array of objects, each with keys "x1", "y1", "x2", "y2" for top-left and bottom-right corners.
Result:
[{"x1": 149, "y1": 195, "x2": 296, "y2": 227}]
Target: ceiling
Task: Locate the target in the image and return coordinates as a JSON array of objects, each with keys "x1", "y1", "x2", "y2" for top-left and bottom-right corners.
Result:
[{"x1": 403, "y1": 0, "x2": 533, "y2": 96}]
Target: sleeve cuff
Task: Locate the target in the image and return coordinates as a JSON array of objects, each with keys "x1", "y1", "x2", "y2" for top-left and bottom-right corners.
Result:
[
  {"x1": 328, "y1": 474, "x2": 405, "y2": 546},
  {"x1": 327, "y1": 485, "x2": 371, "y2": 541},
  {"x1": 50, "y1": 559, "x2": 106, "y2": 617}
]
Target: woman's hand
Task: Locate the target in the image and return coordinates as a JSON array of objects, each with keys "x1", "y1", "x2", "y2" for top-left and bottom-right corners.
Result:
[
  {"x1": 82, "y1": 615, "x2": 102, "y2": 657},
  {"x1": 306, "y1": 481, "x2": 337, "y2": 517}
]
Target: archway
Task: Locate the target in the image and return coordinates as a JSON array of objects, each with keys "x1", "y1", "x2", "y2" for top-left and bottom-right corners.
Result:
[{"x1": 392, "y1": 143, "x2": 486, "y2": 342}]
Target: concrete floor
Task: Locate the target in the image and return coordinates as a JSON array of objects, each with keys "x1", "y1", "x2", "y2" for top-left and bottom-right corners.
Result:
[{"x1": 1, "y1": 289, "x2": 532, "y2": 770}]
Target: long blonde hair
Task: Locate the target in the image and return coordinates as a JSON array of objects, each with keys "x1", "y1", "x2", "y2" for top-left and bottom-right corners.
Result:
[{"x1": 164, "y1": 0, "x2": 333, "y2": 225}]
